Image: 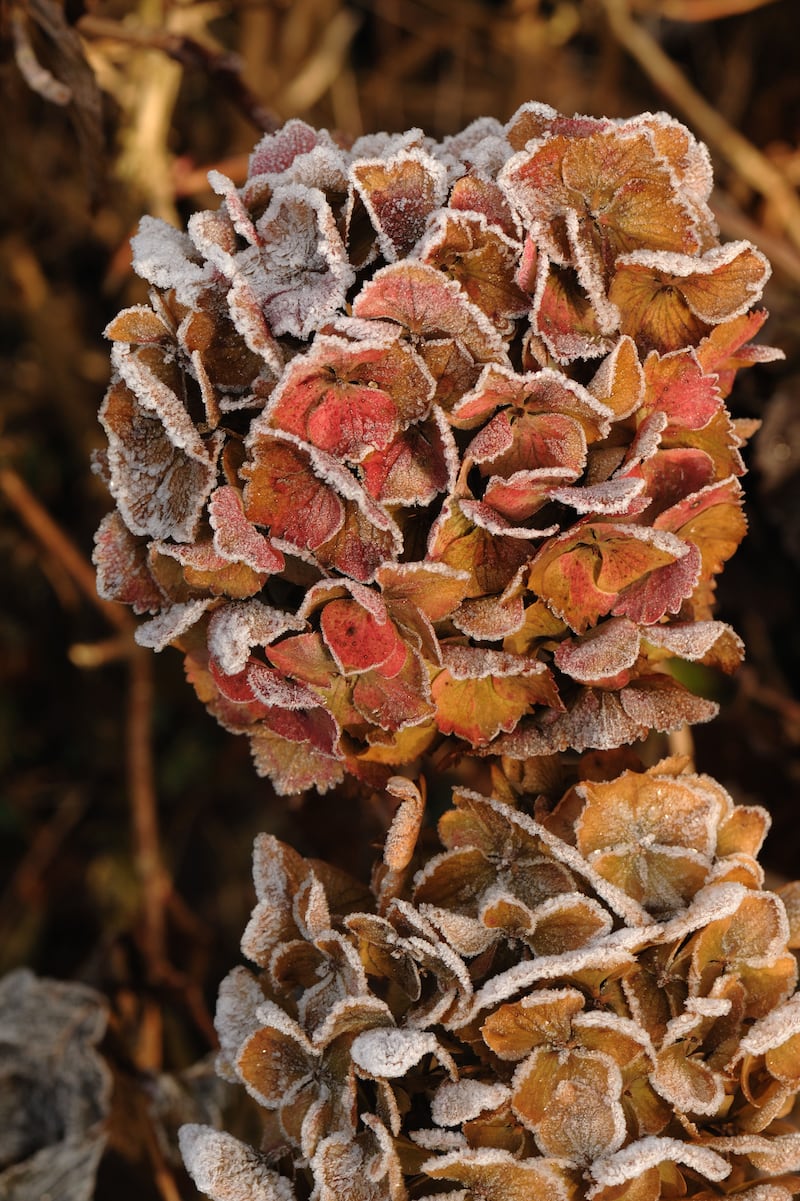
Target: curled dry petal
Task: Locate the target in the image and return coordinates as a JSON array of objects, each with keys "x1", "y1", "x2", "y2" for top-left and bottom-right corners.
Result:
[
  {"x1": 350, "y1": 146, "x2": 449, "y2": 260},
  {"x1": 179, "y1": 1126, "x2": 296, "y2": 1201}
]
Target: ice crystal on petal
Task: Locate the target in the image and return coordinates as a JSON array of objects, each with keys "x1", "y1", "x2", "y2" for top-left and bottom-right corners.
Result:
[
  {"x1": 93, "y1": 511, "x2": 164, "y2": 614},
  {"x1": 205, "y1": 598, "x2": 302, "y2": 677},
  {"x1": 499, "y1": 123, "x2": 704, "y2": 298},
  {"x1": 249, "y1": 119, "x2": 330, "y2": 177},
  {"x1": 588, "y1": 1137, "x2": 730, "y2": 1191},
  {"x1": 351, "y1": 1027, "x2": 455, "y2": 1080},
  {"x1": 418, "y1": 210, "x2": 529, "y2": 332},
  {"x1": 610, "y1": 242, "x2": 770, "y2": 355},
  {"x1": 130, "y1": 215, "x2": 211, "y2": 304},
  {"x1": 353, "y1": 261, "x2": 508, "y2": 364},
  {"x1": 311, "y1": 1117, "x2": 406, "y2": 1201},
  {"x1": 208, "y1": 486, "x2": 285, "y2": 575},
  {"x1": 263, "y1": 333, "x2": 433, "y2": 461},
  {"x1": 179, "y1": 1126, "x2": 296, "y2": 1201},
  {"x1": 135, "y1": 599, "x2": 211, "y2": 651}
]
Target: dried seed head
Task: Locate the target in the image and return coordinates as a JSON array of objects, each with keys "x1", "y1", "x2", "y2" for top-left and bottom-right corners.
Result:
[
  {"x1": 182, "y1": 765, "x2": 800, "y2": 1201},
  {"x1": 95, "y1": 109, "x2": 780, "y2": 794}
]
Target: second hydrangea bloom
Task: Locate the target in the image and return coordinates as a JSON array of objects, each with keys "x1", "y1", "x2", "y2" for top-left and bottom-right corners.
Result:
[
  {"x1": 94, "y1": 104, "x2": 780, "y2": 793},
  {"x1": 180, "y1": 762, "x2": 800, "y2": 1201}
]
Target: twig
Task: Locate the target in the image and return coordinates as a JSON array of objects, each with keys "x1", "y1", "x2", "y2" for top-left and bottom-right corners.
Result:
[
  {"x1": 0, "y1": 467, "x2": 134, "y2": 636},
  {"x1": 135, "y1": 1086, "x2": 186, "y2": 1201},
  {"x1": 600, "y1": 0, "x2": 800, "y2": 257},
  {"x1": 0, "y1": 465, "x2": 169, "y2": 996},
  {"x1": 70, "y1": 635, "x2": 134, "y2": 667},
  {"x1": 280, "y1": 9, "x2": 362, "y2": 115},
  {"x1": 631, "y1": 0, "x2": 779, "y2": 18},
  {"x1": 172, "y1": 152, "x2": 249, "y2": 197},
  {"x1": 667, "y1": 723, "x2": 695, "y2": 766},
  {"x1": 0, "y1": 792, "x2": 87, "y2": 972},
  {"x1": 128, "y1": 646, "x2": 170, "y2": 983},
  {"x1": 10, "y1": 5, "x2": 71, "y2": 103},
  {"x1": 78, "y1": 14, "x2": 281, "y2": 134},
  {"x1": 739, "y1": 666, "x2": 800, "y2": 730}
]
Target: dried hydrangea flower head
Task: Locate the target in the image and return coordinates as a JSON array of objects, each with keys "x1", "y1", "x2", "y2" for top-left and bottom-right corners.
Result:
[
  {"x1": 94, "y1": 105, "x2": 782, "y2": 793},
  {"x1": 180, "y1": 764, "x2": 800, "y2": 1201},
  {"x1": 0, "y1": 969, "x2": 111, "y2": 1199}
]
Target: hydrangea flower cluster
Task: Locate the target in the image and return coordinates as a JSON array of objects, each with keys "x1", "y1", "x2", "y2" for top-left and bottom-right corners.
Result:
[
  {"x1": 180, "y1": 764, "x2": 800, "y2": 1201},
  {"x1": 94, "y1": 104, "x2": 781, "y2": 793}
]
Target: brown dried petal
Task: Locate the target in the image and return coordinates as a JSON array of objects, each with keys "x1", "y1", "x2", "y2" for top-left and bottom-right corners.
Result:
[
  {"x1": 248, "y1": 719, "x2": 345, "y2": 797},
  {"x1": 350, "y1": 147, "x2": 448, "y2": 260},
  {"x1": 242, "y1": 836, "x2": 317, "y2": 964},
  {"x1": 421, "y1": 1147, "x2": 575, "y2": 1201},
  {"x1": 481, "y1": 988, "x2": 586, "y2": 1061},
  {"x1": 431, "y1": 646, "x2": 561, "y2": 746},
  {"x1": 237, "y1": 1004, "x2": 317, "y2": 1107},
  {"x1": 311, "y1": 1119, "x2": 405, "y2": 1201},
  {"x1": 93, "y1": 511, "x2": 163, "y2": 614},
  {"x1": 650, "y1": 1042, "x2": 726, "y2": 1115},
  {"x1": 99, "y1": 368, "x2": 220, "y2": 543},
  {"x1": 353, "y1": 261, "x2": 508, "y2": 365},
  {"x1": 576, "y1": 768, "x2": 720, "y2": 859},
  {"x1": 419, "y1": 211, "x2": 528, "y2": 331},
  {"x1": 264, "y1": 333, "x2": 434, "y2": 462},
  {"x1": 252, "y1": 184, "x2": 355, "y2": 340},
  {"x1": 512, "y1": 1045, "x2": 627, "y2": 1162},
  {"x1": 610, "y1": 243, "x2": 770, "y2": 355}
]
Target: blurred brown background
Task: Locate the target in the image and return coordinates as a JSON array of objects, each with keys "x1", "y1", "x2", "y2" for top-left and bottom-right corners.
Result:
[{"x1": 2, "y1": 1, "x2": 800, "y2": 1195}]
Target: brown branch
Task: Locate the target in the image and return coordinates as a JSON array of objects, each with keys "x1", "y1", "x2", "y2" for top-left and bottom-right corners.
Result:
[
  {"x1": 711, "y1": 188, "x2": 800, "y2": 286},
  {"x1": 0, "y1": 792, "x2": 87, "y2": 972},
  {"x1": 69, "y1": 635, "x2": 133, "y2": 667},
  {"x1": 135, "y1": 1082, "x2": 185, "y2": 1201},
  {"x1": 667, "y1": 723, "x2": 696, "y2": 767},
  {"x1": 739, "y1": 666, "x2": 800, "y2": 730},
  {"x1": 631, "y1": 0, "x2": 779, "y2": 19},
  {"x1": 600, "y1": 0, "x2": 800, "y2": 257},
  {"x1": 0, "y1": 465, "x2": 170, "y2": 1002},
  {"x1": 0, "y1": 467, "x2": 134, "y2": 636},
  {"x1": 77, "y1": 14, "x2": 281, "y2": 134},
  {"x1": 128, "y1": 647, "x2": 170, "y2": 987}
]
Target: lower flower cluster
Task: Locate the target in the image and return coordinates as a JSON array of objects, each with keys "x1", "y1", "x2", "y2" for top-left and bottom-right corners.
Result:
[{"x1": 180, "y1": 763, "x2": 800, "y2": 1201}]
